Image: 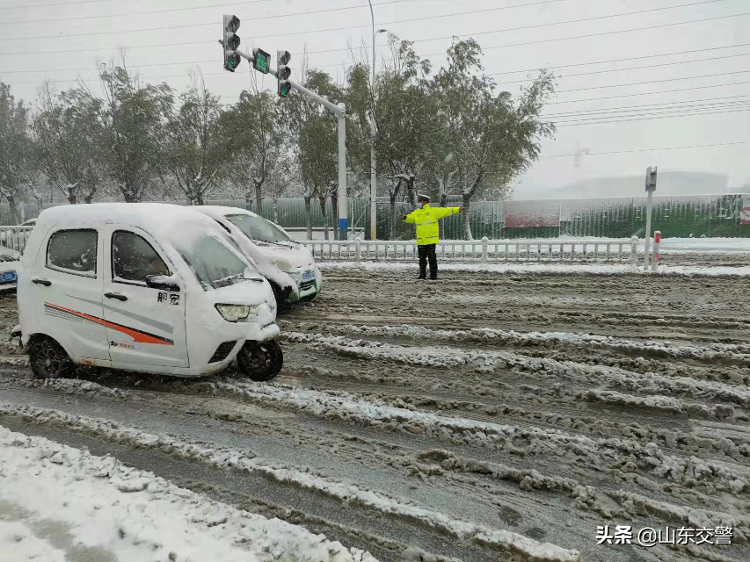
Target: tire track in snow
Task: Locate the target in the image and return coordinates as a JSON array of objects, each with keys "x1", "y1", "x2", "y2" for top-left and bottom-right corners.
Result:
[
  {"x1": 282, "y1": 332, "x2": 750, "y2": 416},
  {"x1": 213, "y1": 381, "x2": 750, "y2": 501},
  {"x1": 278, "y1": 362, "x2": 750, "y2": 469},
  {"x1": 284, "y1": 322, "x2": 750, "y2": 367}
]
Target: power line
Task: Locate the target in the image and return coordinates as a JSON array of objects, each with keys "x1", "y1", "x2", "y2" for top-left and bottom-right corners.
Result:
[
  {"x1": 490, "y1": 42, "x2": 750, "y2": 76},
  {"x1": 548, "y1": 79, "x2": 750, "y2": 105},
  {"x1": 5, "y1": 43, "x2": 750, "y2": 83},
  {"x1": 494, "y1": 51, "x2": 750, "y2": 85},
  {"x1": 540, "y1": 140, "x2": 750, "y2": 158},
  {"x1": 307, "y1": 11, "x2": 750, "y2": 57},
  {"x1": 2, "y1": 7, "x2": 747, "y2": 62},
  {"x1": 0, "y1": 0, "x2": 577, "y2": 41},
  {"x1": 555, "y1": 106, "x2": 750, "y2": 127},
  {"x1": 0, "y1": 0, "x2": 114, "y2": 11},
  {"x1": 543, "y1": 94, "x2": 750, "y2": 117},
  {"x1": 556, "y1": 69, "x2": 750, "y2": 94},
  {"x1": 5, "y1": 40, "x2": 750, "y2": 83},
  {"x1": 553, "y1": 101, "x2": 750, "y2": 123},
  {"x1": 253, "y1": 0, "x2": 737, "y2": 43},
  {"x1": 0, "y1": 0, "x2": 410, "y2": 27},
  {"x1": 0, "y1": 39, "x2": 200, "y2": 57},
  {"x1": 0, "y1": 0, "x2": 734, "y2": 45}
]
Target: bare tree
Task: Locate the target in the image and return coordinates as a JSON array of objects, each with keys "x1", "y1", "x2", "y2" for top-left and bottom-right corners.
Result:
[
  {"x1": 164, "y1": 71, "x2": 226, "y2": 205},
  {"x1": 0, "y1": 82, "x2": 31, "y2": 224},
  {"x1": 32, "y1": 81, "x2": 104, "y2": 204},
  {"x1": 222, "y1": 71, "x2": 283, "y2": 215},
  {"x1": 282, "y1": 56, "x2": 343, "y2": 239},
  {"x1": 96, "y1": 54, "x2": 174, "y2": 202},
  {"x1": 431, "y1": 40, "x2": 555, "y2": 239}
]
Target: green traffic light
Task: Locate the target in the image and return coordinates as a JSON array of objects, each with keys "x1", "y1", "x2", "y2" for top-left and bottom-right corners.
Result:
[{"x1": 252, "y1": 48, "x2": 271, "y2": 74}]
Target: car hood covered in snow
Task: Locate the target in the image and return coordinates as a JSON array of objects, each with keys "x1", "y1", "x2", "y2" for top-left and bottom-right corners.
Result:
[{"x1": 193, "y1": 206, "x2": 319, "y2": 292}]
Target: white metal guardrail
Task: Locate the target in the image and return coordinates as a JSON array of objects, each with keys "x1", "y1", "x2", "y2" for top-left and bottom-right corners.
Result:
[
  {"x1": 301, "y1": 236, "x2": 640, "y2": 263},
  {"x1": 0, "y1": 227, "x2": 34, "y2": 252},
  {"x1": 0, "y1": 226, "x2": 644, "y2": 265}
]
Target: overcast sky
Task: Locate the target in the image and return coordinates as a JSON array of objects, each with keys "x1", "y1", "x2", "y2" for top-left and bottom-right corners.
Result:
[{"x1": 1, "y1": 0, "x2": 749, "y2": 199}]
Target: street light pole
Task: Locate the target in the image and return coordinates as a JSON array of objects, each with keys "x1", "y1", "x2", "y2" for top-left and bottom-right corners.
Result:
[{"x1": 368, "y1": 0, "x2": 377, "y2": 241}]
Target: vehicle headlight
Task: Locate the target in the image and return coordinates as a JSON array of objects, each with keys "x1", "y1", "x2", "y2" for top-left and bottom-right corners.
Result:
[
  {"x1": 215, "y1": 304, "x2": 260, "y2": 322},
  {"x1": 273, "y1": 260, "x2": 292, "y2": 272}
]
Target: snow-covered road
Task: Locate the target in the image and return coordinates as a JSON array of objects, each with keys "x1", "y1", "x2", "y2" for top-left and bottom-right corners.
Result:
[{"x1": 0, "y1": 264, "x2": 748, "y2": 562}]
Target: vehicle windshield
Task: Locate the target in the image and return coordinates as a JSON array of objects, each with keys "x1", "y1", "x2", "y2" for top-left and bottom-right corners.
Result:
[
  {"x1": 177, "y1": 235, "x2": 254, "y2": 291},
  {"x1": 225, "y1": 214, "x2": 293, "y2": 244}
]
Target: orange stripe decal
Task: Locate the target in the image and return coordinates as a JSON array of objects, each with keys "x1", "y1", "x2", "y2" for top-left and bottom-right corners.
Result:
[{"x1": 44, "y1": 303, "x2": 173, "y2": 346}]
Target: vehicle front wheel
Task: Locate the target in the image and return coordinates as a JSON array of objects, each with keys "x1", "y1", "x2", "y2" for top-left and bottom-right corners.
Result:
[
  {"x1": 270, "y1": 282, "x2": 291, "y2": 313},
  {"x1": 28, "y1": 337, "x2": 75, "y2": 379},
  {"x1": 237, "y1": 340, "x2": 283, "y2": 382}
]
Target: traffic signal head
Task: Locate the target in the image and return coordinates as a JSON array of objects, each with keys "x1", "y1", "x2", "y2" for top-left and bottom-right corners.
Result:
[
  {"x1": 252, "y1": 48, "x2": 271, "y2": 74},
  {"x1": 222, "y1": 14, "x2": 241, "y2": 72},
  {"x1": 277, "y1": 50, "x2": 291, "y2": 97}
]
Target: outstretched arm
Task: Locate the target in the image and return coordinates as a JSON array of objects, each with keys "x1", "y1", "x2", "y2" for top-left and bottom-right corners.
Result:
[
  {"x1": 436, "y1": 207, "x2": 462, "y2": 219},
  {"x1": 402, "y1": 212, "x2": 416, "y2": 224}
]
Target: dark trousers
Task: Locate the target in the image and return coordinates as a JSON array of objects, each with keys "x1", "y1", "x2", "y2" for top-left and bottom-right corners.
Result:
[{"x1": 418, "y1": 244, "x2": 438, "y2": 279}]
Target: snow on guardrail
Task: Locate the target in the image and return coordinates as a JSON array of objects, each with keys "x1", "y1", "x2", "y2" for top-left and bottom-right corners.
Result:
[
  {"x1": 301, "y1": 237, "x2": 640, "y2": 263},
  {"x1": 0, "y1": 226, "x2": 33, "y2": 252}
]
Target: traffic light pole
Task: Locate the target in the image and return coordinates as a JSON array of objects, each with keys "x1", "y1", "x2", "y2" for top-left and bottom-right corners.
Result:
[
  {"x1": 285, "y1": 77, "x2": 348, "y2": 241},
  {"x1": 233, "y1": 46, "x2": 348, "y2": 240}
]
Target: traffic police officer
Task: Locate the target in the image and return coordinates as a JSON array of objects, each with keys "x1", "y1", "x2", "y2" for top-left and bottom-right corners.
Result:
[{"x1": 402, "y1": 194, "x2": 464, "y2": 280}]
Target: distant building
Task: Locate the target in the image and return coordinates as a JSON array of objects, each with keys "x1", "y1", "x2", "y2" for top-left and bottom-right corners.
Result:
[{"x1": 546, "y1": 171, "x2": 729, "y2": 199}]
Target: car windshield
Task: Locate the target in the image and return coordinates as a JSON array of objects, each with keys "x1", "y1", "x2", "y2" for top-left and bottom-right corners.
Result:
[
  {"x1": 177, "y1": 235, "x2": 254, "y2": 291},
  {"x1": 225, "y1": 214, "x2": 292, "y2": 244}
]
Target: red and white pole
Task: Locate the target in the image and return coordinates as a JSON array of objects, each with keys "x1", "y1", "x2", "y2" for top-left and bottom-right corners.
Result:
[{"x1": 652, "y1": 231, "x2": 661, "y2": 272}]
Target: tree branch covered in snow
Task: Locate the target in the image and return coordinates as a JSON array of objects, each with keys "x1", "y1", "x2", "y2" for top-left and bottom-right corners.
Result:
[{"x1": 164, "y1": 70, "x2": 226, "y2": 205}]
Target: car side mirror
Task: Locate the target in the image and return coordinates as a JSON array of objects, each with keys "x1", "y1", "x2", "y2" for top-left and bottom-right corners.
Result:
[{"x1": 145, "y1": 275, "x2": 180, "y2": 292}]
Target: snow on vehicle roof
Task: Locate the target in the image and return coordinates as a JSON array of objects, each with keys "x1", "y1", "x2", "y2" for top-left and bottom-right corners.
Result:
[
  {"x1": 36, "y1": 203, "x2": 220, "y2": 239},
  {"x1": 194, "y1": 205, "x2": 261, "y2": 219}
]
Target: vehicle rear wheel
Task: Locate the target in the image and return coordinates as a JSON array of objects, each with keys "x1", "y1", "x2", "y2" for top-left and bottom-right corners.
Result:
[
  {"x1": 28, "y1": 337, "x2": 75, "y2": 379},
  {"x1": 237, "y1": 340, "x2": 283, "y2": 382}
]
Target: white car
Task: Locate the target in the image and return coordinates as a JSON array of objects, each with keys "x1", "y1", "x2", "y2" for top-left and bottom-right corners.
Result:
[
  {"x1": 0, "y1": 246, "x2": 21, "y2": 293},
  {"x1": 16, "y1": 203, "x2": 283, "y2": 381},
  {"x1": 195, "y1": 206, "x2": 323, "y2": 307}
]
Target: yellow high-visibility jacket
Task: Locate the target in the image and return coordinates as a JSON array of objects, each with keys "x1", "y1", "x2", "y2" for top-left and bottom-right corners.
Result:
[{"x1": 403, "y1": 204, "x2": 460, "y2": 245}]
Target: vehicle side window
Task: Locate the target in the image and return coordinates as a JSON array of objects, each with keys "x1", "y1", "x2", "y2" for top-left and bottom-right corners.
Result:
[
  {"x1": 112, "y1": 230, "x2": 169, "y2": 283},
  {"x1": 47, "y1": 229, "x2": 98, "y2": 276}
]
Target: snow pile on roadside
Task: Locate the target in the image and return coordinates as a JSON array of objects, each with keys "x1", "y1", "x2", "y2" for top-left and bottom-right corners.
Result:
[
  {"x1": 318, "y1": 261, "x2": 750, "y2": 276},
  {"x1": 0, "y1": 520, "x2": 67, "y2": 561},
  {"x1": 0, "y1": 407, "x2": 582, "y2": 562},
  {"x1": 0, "y1": 425, "x2": 378, "y2": 562},
  {"x1": 557, "y1": 236, "x2": 750, "y2": 253},
  {"x1": 658, "y1": 237, "x2": 750, "y2": 253}
]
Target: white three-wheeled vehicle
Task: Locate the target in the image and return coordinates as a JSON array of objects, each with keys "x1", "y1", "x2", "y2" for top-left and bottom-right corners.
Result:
[{"x1": 16, "y1": 204, "x2": 283, "y2": 381}]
